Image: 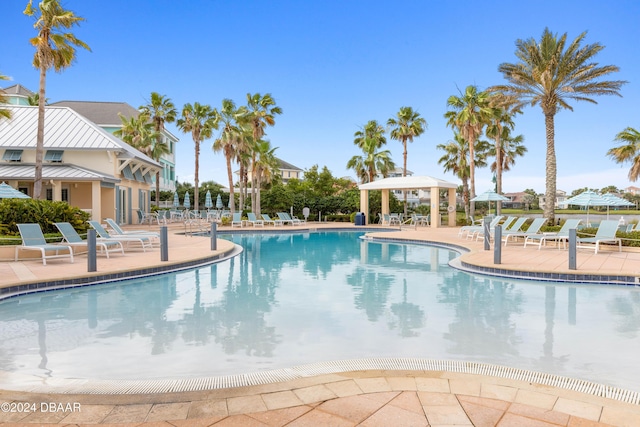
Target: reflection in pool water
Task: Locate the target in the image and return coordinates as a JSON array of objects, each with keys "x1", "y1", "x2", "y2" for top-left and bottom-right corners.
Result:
[{"x1": 0, "y1": 231, "x2": 638, "y2": 392}]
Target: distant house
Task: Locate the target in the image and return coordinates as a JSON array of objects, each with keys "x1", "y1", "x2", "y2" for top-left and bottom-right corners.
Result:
[
  {"x1": 625, "y1": 186, "x2": 640, "y2": 195},
  {"x1": 0, "y1": 104, "x2": 161, "y2": 224},
  {"x1": 52, "y1": 100, "x2": 179, "y2": 193},
  {"x1": 277, "y1": 158, "x2": 303, "y2": 183},
  {"x1": 539, "y1": 190, "x2": 568, "y2": 210},
  {"x1": 386, "y1": 168, "x2": 420, "y2": 206},
  {"x1": 503, "y1": 192, "x2": 527, "y2": 209}
]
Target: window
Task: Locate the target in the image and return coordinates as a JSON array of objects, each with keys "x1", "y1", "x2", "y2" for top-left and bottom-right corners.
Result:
[
  {"x1": 44, "y1": 150, "x2": 64, "y2": 162},
  {"x1": 2, "y1": 150, "x2": 23, "y2": 162}
]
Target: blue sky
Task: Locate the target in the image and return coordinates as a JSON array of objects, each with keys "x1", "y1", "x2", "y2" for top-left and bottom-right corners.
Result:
[{"x1": 3, "y1": 0, "x2": 640, "y2": 194}]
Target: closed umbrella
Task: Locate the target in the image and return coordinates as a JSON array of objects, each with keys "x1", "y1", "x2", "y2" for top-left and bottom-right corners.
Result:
[
  {"x1": 183, "y1": 192, "x2": 191, "y2": 209},
  {"x1": 0, "y1": 182, "x2": 30, "y2": 199},
  {"x1": 470, "y1": 190, "x2": 510, "y2": 214},
  {"x1": 565, "y1": 190, "x2": 609, "y2": 226},
  {"x1": 172, "y1": 192, "x2": 179, "y2": 207},
  {"x1": 204, "y1": 190, "x2": 213, "y2": 209},
  {"x1": 215, "y1": 194, "x2": 223, "y2": 209}
]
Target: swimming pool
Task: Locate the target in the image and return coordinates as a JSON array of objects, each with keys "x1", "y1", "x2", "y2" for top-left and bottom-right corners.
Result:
[{"x1": 0, "y1": 230, "x2": 639, "y2": 393}]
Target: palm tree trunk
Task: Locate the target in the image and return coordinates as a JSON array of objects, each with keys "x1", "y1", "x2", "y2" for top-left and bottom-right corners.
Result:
[
  {"x1": 256, "y1": 169, "x2": 262, "y2": 215},
  {"x1": 403, "y1": 140, "x2": 408, "y2": 216},
  {"x1": 34, "y1": 65, "x2": 47, "y2": 199},
  {"x1": 495, "y1": 134, "x2": 502, "y2": 215},
  {"x1": 194, "y1": 140, "x2": 200, "y2": 211},
  {"x1": 238, "y1": 163, "x2": 244, "y2": 211},
  {"x1": 469, "y1": 137, "x2": 476, "y2": 219},
  {"x1": 544, "y1": 113, "x2": 556, "y2": 225},
  {"x1": 225, "y1": 154, "x2": 235, "y2": 213},
  {"x1": 462, "y1": 178, "x2": 470, "y2": 221}
]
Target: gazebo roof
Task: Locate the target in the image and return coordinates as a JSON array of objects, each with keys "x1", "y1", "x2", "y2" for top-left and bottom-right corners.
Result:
[{"x1": 359, "y1": 175, "x2": 457, "y2": 190}]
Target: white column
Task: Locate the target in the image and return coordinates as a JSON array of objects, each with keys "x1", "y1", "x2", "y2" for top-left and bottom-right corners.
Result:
[
  {"x1": 430, "y1": 187, "x2": 440, "y2": 228},
  {"x1": 360, "y1": 189, "x2": 370, "y2": 225},
  {"x1": 448, "y1": 188, "x2": 457, "y2": 226}
]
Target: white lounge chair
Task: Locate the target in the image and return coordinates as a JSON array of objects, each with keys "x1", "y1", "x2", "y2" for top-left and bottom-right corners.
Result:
[
  {"x1": 55, "y1": 222, "x2": 124, "y2": 258},
  {"x1": 502, "y1": 218, "x2": 546, "y2": 246},
  {"x1": 231, "y1": 213, "x2": 244, "y2": 227},
  {"x1": 261, "y1": 214, "x2": 279, "y2": 226},
  {"x1": 105, "y1": 218, "x2": 160, "y2": 239},
  {"x1": 15, "y1": 223, "x2": 74, "y2": 265},
  {"x1": 524, "y1": 219, "x2": 582, "y2": 250},
  {"x1": 88, "y1": 221, "x2": 154, "y2": 252},
  {"x1": 247, "y1": 213, "x2": 264, "y2": 227},
  {"x1": 577, "y1": 220, "x2": 622, "y2": 254}
]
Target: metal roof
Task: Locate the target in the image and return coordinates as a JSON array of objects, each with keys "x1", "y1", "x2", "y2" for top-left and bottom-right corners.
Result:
[
  {"x1": 0, "y1": 105, "x2": 160, "y2": 167},
  {"x1": 0, "y1": 163, "x2": 120, "y2": 183},
  {"x1": 52, "y1": 100, "x2": 180, "y2": 142},
  {"x1": 359, "y1": 175, "x2": 458, "y2": 190}
]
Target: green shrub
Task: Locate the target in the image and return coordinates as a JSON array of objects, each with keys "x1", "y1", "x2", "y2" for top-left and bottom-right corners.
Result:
[
  {"x1": 350, "y1": 212, "x2": 358, "y2": 223},
  {"x1": 0, "y1": 199, "x2": 90, "y2": 237}
]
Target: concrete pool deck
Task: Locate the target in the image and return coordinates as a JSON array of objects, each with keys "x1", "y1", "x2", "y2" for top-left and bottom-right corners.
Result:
[{"x1": 1, "y1": 222, "x2": 639, "y2": 426}]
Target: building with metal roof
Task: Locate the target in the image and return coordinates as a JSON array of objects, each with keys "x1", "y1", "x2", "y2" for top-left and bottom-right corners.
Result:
[
  {"x1": 53, "y1": 100, "x2": 179, "y2": 193},
  {"x1": 0, "y1": 104, "x2": 162, "y2": 224}
]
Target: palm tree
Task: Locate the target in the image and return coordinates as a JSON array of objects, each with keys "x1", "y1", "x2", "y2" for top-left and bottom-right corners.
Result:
[
  {"x1": 252, "y1": 139, "x2": 279, "y2": 215},
  {"x1": 114, "y1": 113, "x2": 156, "y2": 148},
  {"x1": 139, "y1": 92, "x2": 177, "y2": 206},
  {"x1": 607, "y1": 127, "x2": 640, "y2": 181},
  {"x1": 387, "y1": 107, "x2": 427, "y2": 214},
  {"x1": 0, "y1": 73, "x2": 10, "y2": 120},
  {"x1": 437, "y1": 133, "x2": 490, "y2": 220},
  {"x1": 177, "y1": 103, "x2": 218, "y2": 211},
  {"x1": 24, "y1": 0, "x2": 90, "y2": 199},
  {"x1": 489, "y1": 133, "x2": 527, "y2": 181},
  {"x1": 212, "y1": 99, "x2": 247, "y2": 213},
  {"x1": 347, "y1": 121, "x2": 395, "y2": 183},
  {"x1": 485, "y1": 93, "x2": 521, "y2": 214},
  {"x1": 444, "y1": 85, "x2": 496, "y2": 219},
  {"x1": 246, "y1": 93, "x2": 282, "y2": 212},
  {"x1": 490, "y1": 28, "x2": 626, "y2": 224}
]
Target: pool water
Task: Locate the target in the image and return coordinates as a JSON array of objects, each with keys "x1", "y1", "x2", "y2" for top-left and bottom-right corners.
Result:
[{"x1": 0, "y1": 231, "x2": 639, "y2": 392}]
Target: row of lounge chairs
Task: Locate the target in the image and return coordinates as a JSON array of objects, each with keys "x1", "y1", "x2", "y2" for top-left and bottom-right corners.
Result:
[
  {"x1": 14, "y1": 219, "x2": 161, "y2": 265},
  {"x1": 459, "y1": 216, "x2": 622, "y2": 253},
  {"x1": 231, "y1": 212, "x2": 306, "y2": 228}
]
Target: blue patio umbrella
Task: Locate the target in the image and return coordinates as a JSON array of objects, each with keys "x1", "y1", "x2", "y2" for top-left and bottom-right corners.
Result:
[
  {"x1": 172, "y1": 192, "x2": 179, "y2": 207},
  {"x1": 470, "y1": 190, "x2": 510, "y2": 214},
  {"x1": 602, "y1": 193, "x2": 634, "y2": 219},
  {"x1": 183, "y1": 192, "x2": 191, "y2": 209},
  {"x1": 215, "y1": 194, "x2": 223, "y2": 209},
  {"x1": 204, "y1": 190, "x2": 213, "y2": 209},
  {"x1": 0, "y1": 182, "x2": 30, "y2": 199},
  {"x1": 565, "y1": 190, "x2": 609, "y2": 225}
]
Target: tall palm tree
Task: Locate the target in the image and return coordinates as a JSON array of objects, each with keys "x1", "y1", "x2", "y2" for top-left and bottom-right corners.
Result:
[
  {"x1": 490, "y1": 28, "x2": 625, "y2": 224},
  {"x1": 139, "y1": 92, "x2": 177, "y2": 206},
  {"x1": 0, "y1": 74, "x2": 10, "y2": 120},
  {"x1": 607, "y1": 127, "x2": 640, "y2": 181},
  {"x1": 114, "y1": 113, "x2": 156, "y2": 148},
  {"x1": 212, "y1": 99, "x2": 247, "y2": 213},
  {"x1": 354, "y1": 120, "x2": 387, "y2": 150},
  {"x1": 489, "y1": 133, "x2": 527, "y2": 180},
  {"x1": 252, "y1": 139, "x2": 279, "y2": 215},
  {"x1": 177, "y1": 103, "x2": 218, "y2": 211},
  {"x1": 387, "y1": 107, "x2": 427, "y2": 214},
  {"x1": 24, "y1": 0, "x2": 90, "y2": 199},
  {"x1": 437, "y1": 133, "x2": 490, "y2": 220},
  {"x1": 347, "y1": 121, "x2": 395, "y2": 183},
  {"x1": 246, "y1": 93, "x2": 282, "y2": 211},
  {"x1": 485, "y1": 93, "x2": 521, "y2": 214},
  {"x1": 444, "y1": 85, "x2": 496, "y2": 218}
]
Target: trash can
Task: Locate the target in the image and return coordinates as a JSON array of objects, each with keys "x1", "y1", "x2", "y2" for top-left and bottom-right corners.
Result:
[{"x1": 355, "y1": 212, "x2": 365, "y2": 226}]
